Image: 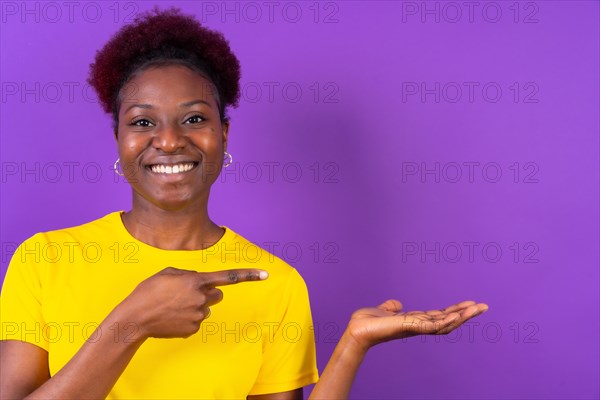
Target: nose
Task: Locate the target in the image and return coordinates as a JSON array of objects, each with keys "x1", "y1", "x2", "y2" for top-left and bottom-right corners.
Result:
[{"x1": 153, "y1": 123, "x2": 186, "y2": 153}]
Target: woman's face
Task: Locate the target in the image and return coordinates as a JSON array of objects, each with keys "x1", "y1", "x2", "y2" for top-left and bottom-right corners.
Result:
[{"x1": 116, "y1": 64, "x2": 228, "y2": 211}]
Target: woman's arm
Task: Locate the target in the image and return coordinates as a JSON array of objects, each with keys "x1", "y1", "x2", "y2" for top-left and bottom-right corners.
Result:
[
  {"x1": 309, "y1": 300, "x2": 489, "y2": 399},
  {"x1": 307, "y1": 333, "x2": 365, "y2": 400},
  {"x1": 1, "y1": 341, "x2": 49, "y2": 399}
]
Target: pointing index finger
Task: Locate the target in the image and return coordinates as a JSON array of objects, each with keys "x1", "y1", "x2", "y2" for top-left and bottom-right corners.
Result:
[{"x1": 199, "y1": 269, "x2": 269, "y2": 287}]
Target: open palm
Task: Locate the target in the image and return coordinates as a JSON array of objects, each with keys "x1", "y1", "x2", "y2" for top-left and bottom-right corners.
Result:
[{"x1": 347, "y1": 299, "x2": 489, "y2": 350}]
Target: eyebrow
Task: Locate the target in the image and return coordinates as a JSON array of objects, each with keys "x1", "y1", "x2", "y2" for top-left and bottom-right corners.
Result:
[{"x1": 124, "y1": 99, "x2": 211, "y2": 113}]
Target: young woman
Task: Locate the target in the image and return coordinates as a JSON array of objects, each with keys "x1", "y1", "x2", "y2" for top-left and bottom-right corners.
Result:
[{"x1": 0, "y1": 7, "x2": 488, "y2": 399}]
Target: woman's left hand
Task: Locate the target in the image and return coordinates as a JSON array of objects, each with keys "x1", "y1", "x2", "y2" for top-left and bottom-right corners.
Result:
[{"x1": 345, "y1": 299, "x2": 489, "y2": 352}]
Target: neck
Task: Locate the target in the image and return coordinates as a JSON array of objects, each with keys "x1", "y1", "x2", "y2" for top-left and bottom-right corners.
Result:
[{"x1": 121, "y1": 193, "x2": 223, "y2": 251}]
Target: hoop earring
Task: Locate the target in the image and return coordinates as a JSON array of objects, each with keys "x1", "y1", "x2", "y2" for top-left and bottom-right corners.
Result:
[
  {"x1": 223, "y1": 151, "x2": 233, "y2": 168},
  {"x1": 113, "y1": 158, "x2": 124, "y2": 176}
]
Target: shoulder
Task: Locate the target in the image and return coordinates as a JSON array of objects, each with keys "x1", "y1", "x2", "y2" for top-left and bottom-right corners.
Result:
[
  {"x1": 26, "y1": 211, "x2": 122, "y2": 241},
  {"x1": 40, "y1": 211, "x2": 122, "y2": 238},
  {"x1": 12, "y1": 211, "x2": 124, "y2": 257}
]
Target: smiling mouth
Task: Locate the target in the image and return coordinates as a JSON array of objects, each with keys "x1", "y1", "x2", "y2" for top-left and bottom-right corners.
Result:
[{"x1": 147, "y1": 162, "x2": 199, "y2": 174}]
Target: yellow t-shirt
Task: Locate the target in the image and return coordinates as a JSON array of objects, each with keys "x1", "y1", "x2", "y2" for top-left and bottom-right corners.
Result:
[{"x1": 0, "y1": 211, "x2": 319, "y2": 398}]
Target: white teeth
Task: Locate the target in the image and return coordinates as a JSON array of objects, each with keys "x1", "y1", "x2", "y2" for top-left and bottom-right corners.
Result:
[{"x1": 150, "y1": 163, "x2": 195, "y2": 174}]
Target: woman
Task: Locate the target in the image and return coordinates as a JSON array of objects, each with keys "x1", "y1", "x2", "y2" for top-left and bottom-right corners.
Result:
[{"x1": 0, "y1": 7, "x2": 488, "y2": 399}]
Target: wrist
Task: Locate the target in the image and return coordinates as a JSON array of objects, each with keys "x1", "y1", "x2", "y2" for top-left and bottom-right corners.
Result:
[
  {"x1": 106, "y1": 302, "x2": 148, "y2": 346},
  {"x1": 339, "y1": 329, "x2": 370, "y2": 359}
]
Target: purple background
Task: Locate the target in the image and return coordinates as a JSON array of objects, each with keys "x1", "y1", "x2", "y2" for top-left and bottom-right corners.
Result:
[{"x1": 1, "y1": 1, "x2": 599, "y2": 398}]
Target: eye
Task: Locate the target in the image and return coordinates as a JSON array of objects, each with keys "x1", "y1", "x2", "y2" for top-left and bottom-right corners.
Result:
[
  {"x1": 130, "y1": 118, "x2": 154, "y2": 127},
  {"x1": 185, "y1": 114, "x2": 205, "y2": 124}
]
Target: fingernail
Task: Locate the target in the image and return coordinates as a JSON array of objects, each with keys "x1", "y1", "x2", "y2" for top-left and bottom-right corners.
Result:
[{"x1": 259, "y1": 270, "x2": 269, "y2": 280}]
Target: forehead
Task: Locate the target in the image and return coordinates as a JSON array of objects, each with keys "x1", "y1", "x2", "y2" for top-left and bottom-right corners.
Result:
[{"x1": 120, "y1": 64, "x2": 218, "y2": 105}]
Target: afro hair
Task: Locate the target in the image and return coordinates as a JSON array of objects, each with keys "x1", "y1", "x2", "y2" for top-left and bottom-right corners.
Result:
[{"x1": 87, "y1": 6, "x2": 241, "y2": 129}]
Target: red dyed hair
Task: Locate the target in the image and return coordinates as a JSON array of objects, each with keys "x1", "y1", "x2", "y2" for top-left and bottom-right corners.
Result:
[{"x1": 87, "y1": 6, "x2": 241, "y2": 131}]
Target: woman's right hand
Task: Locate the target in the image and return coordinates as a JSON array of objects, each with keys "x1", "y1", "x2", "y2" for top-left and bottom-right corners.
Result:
[{"x1": 115, "y1": 267, "x2": 268, "y2": 341}]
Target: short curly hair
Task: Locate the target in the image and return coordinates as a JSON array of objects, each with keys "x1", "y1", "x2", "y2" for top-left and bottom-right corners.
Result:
[{"x1": 87, "y1": 6, "x2": 241, "y2": 134}]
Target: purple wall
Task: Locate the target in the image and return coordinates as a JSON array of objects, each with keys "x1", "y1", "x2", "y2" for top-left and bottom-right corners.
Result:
[{"x1": 1, "y1": 1, "x2": 598, "y2": 398}]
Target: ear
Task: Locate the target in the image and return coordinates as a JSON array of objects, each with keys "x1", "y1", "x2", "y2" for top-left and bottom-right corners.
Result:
[{"x1": 222, "y1": 119, "x2": 230, "y2": 151}]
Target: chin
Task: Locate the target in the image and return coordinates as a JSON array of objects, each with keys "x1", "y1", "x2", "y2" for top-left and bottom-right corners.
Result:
[{"x1": 137, "y1": 188, "x2": 207, "y2": 212}]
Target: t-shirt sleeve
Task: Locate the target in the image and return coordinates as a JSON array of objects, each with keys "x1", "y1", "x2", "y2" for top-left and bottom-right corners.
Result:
[
  {"x1": 0, "y1": 234, "x2": 49, "y2": 351},
  {"x1": 248, "y1": 268, "x2": 319, "y2": 395}
]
